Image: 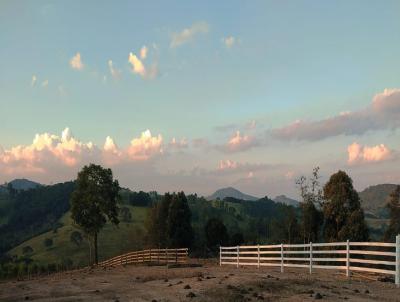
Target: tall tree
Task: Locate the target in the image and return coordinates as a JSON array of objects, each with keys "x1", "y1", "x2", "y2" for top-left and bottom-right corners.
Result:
[
  {"x1": 145, "y1": 193, "x2": 173, "y2": 248},
  {"x1": 384, "y1": 185, "x2": 400, "y2": 241},
  {"x1": 166, "y1": 192, "x2": 194, "y2": 248},
  {"x1": 204, "y1": 218, "x2": 229, "y2": 252},
  {"x1": 70, "y1": 164, "x2": 120, "y2": 265},
  {"x1": 296, "y1": 167, "x2": 323, "y2": 243},
  {"x1": 323, "y1": 170, "x2": 369, "y2": 242}
]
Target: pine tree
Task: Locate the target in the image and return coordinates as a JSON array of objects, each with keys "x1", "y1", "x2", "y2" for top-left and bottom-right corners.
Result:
[{"x1": 166, "y1": 192, "x2": 194, "y2": 248}]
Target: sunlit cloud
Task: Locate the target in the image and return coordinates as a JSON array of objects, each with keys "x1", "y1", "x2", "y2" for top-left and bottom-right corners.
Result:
[
  {"x1": 222, "y1": 36, "x2": 236, "y2": 48},
  {"x1": 31, "y1": 75, "x2": 37, "y2": 87},
  {"x1": 347, "y1": 142, "x2": 392, "y2": 164},
  {"x1": 128, "y1": 130, "x2": 163, "y2": 160},
  {"x1": 218, "y1": 159, "x2": 238, "y2": 170},
  {"x1": 108, "y1": 60, "x2": 121, "y2": 80},
  {"x1": 140, "y1": 45, "x2": 148, "y2": 59},
  {"x1": 170, "y1": 21, "x2": 209, "y2": 48},
  {"x1": 128, "y1": 51, "x2": 157, "y2": 79},
  {"x1": 217, "y1": 131, "x2": 258, "y2": 153},
  {"x1": 272, "y1": 88, "x2": 400, "y2": 141},
  {"x1": 41, "y1": 80, "x2": 49, "y2": 88},
  {"x1": 69, "y1": 52, "x2": 84, "y2": 70}
]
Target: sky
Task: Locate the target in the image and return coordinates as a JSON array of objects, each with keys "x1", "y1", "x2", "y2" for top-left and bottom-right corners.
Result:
[{"x1": 1, "y1": 1, "x2": 400, "y2": 198}]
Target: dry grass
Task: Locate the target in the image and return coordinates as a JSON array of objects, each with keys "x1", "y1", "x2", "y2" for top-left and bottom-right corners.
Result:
[{"x1": 0, "y1": 260, "x2": 399, "y2": 301}]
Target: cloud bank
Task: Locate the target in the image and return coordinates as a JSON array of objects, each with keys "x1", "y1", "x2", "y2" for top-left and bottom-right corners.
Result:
[{"x1": 272, "y1": 89, "x2": 400, "y2": 141}]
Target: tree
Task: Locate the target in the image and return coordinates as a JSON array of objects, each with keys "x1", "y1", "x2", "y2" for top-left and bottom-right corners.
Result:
[
  {"x1": 70, "y1": 231, "x2": 83, "y2": 247},
  {"x1": 323, "y1": 170, "x2": 369, "y2": 242},
  {"x1": 204, "y1": 218, "x2": 229, "y2": 251},
  {"x1": 70, "y1": 164, "x2": 120, "y2": 265},
  {"x1": 230, "y1": 233, "x2": 244, "y2": 246},
  {"x1": 166, "y1": 192, "x2": 194, "y2": 248},
  {"x1": 145, "y1": 193, "x2": 173, "y2": 247},
  {"x1": 43, "y1": 238, "x2": 53, "y2": 248},
  {"x1": 296, "y1": 167, "x2": 323, "y2": 243},
  {"x1": 384, "y1": 185, "x2": 400, "y2": 241},
  {"x1": 119, "y1": 207, "x2": 132, "y2": 222}
]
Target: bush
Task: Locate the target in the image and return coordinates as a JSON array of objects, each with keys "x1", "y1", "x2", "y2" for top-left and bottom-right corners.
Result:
[
  {"x1": 44, "y1": 238, "x2": 53, "y2": 248},
  {"x1": 22, "y1": 246, "x2": 33, "y2": 254}
]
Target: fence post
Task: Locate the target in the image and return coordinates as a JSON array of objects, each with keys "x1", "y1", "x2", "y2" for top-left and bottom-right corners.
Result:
[
  {"x1": 175, "y1": 249, "x2": 178, "y2": 263},
  {"x1": 219, "y1": 246, "x2": 222, "y2": 266},
  {"x1": 309, "y1": 242, "x2": 313, "y2": 274},
  {"x1": 149, "y1": 249, "x2": 152, "y2": 262},
  {"x1": 166, "y1": 249, "x2": 168, "y2": 264},
  {"x1": 396, "y1": 234, "x2": 400, "y2": 287},
  {"x1": 257, "y1": 244, "x2": 260, "y2": 269},
  {"x1": 346, "y1": 240, "x2": 350, "y2": 278},
  {"x1": 237, "y1": 246, "x2": 239, "y2": 268},
  {"x1": 280, "y1": 243, "x2": 284, "y2": 273}
]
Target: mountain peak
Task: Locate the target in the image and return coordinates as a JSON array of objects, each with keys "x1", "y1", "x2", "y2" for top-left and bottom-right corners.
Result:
[
  {"x1": 2, "y1": 179, "x2": 42, "y2": 191},
  {"x1": 207, "y1": 187, "x2": 258, "y2": 201}
]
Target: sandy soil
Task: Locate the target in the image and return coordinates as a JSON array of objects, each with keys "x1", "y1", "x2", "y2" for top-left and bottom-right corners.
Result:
[{"x1": 0, "y1": 260, "x2": 399, "y2": 302}]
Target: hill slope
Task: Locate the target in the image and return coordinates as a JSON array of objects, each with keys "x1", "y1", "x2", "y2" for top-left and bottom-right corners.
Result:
[
  {"x1": 273, "y1": 195, "x2": 300, "y2": 207},
  {"x1": 207, "y1": 187, "x2": 258, "y2": 201},
  {"x1": 359, "y1": 184, "x2": 399, "y2": 216},
  {"x1": 1, "y1": 178, "x2": 42, "y2": 191}
]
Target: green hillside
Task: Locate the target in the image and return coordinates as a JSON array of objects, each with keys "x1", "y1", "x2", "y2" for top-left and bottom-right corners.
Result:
[{"x1": 9, "y1": 205, "x2": 148, "y2": 267}]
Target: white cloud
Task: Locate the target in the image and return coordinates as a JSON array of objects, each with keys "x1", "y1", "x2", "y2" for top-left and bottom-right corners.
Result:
[
  {"x1": 140, "y1": 46, "x2": 148, "y2": 59},
  {"x1": 69, "y1": 52, "x2": 84, "y2": 70},
  {"x1": 170, "y1": 22, "x2": 209, "y2": 48},
  {"x1": 222, "y1": 36, "x2": 236, "y2": 48},
  {"x1": 128, "y1": 52, "x2": 157, "y2": 79},
  {"x1": 128, "y1": 130, "x2": 163, "y2": 160},
  {"x1": 347, "y1": 142, "x2": 392, "y2": 164},
  {"x1": 41, "y1": 80, "x2": 49, "y2": 88},
  {"x1": 108, "y1": 60, "x2": 121, "y2": 79},
  {"x1": 31, "y1": 75, "x2": 37, "y2": 87}
]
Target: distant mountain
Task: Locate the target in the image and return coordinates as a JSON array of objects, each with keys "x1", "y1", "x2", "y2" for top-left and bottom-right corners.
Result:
[
  {"x1": 359, "y1": 184, "x2": 399, "y2": 216},
  {"x1": 273, "y1": 195, "x2": 300, "y2": 207},
  {"x1": 1, "y1": 179, "x2": 42, "y2": 191},
  {"x1": 207, "y1": 187, "x2": 258, "y2": 201}
]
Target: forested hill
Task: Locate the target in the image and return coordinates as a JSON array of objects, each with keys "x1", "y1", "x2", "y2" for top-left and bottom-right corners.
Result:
[
  {"x1": 0, "y1": 182, "x2": 75, "y2": 255},
  {"x1": 359, "y1": 184, "x2": 399, "y2": 217}
]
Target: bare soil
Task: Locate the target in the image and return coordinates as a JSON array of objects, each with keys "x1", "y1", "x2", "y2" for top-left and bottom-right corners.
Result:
[{"x1": 0, "y1": 260, "x2": 399, "y2": 301}]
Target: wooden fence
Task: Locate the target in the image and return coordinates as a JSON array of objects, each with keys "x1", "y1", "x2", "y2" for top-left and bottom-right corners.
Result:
[
  {"x1": 99, "y1": 248, "x2": 189, "y2": 268},
  {"x1": 220, "y1": 235, "x2": 400, "y2": 287}
]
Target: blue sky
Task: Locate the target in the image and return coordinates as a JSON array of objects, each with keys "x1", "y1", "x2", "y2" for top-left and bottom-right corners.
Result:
[{"x1": 1, "y1": 1, "x2": 400, "y2": 198}]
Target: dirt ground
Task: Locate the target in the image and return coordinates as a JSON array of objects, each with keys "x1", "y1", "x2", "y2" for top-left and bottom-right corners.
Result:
[{"x1": 0, "y1": 260, "x2": 399, "y2": 302}]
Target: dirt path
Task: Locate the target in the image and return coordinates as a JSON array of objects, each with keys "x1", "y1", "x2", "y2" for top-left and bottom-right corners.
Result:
[{"x1": 0, "y1": 261, "x2": 399, "y2": 301}]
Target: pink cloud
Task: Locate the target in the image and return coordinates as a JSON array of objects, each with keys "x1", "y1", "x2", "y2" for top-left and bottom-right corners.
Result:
[
  {"x1": 217, "y1": 131, "x2": 258, "y2": 153},
  {"x1": 347, "y1": 142, "x2": 392, "y2": 164},
  {"x1": 127, "y1": 130, "x2": 163, "y2": 160},
  {"x1": 218, "y1": 159, "x2": 238, "y2": 170},
  {"x1": 272, "y1": 88, "x2": 400, "y2": 141}
]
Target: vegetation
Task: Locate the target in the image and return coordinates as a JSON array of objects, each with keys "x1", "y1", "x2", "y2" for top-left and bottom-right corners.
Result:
[
  {"x1": 204, "y1": 218, "x2": 229, "y2": 253},
  {"x1": 296, "y1": 167, "x2": 323, "y2": 243},
  {"x1": 384, "y1": 185, "x2": 400, "y2": 241},
  {"x1": 323, "y1": 170, "x2": 369, "y2": 242},
  {"x1": 70, "y1": 164, "x2": 120, "y2": 265}
]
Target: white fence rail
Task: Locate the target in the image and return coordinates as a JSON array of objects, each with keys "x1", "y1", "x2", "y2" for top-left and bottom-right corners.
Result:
[{"x1": 220, "y1": 235, "x2": 400, "y2": 287}]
